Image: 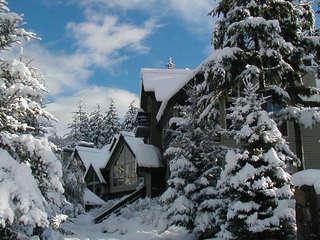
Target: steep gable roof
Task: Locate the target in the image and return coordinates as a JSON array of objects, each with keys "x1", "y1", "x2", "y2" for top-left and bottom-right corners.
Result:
[
  {"x1": 106, "y1": 132, "x2": 163, "y2": 169},
  {"x1": 140, "y1": 68, "x2": 192, "y2": 103},
  {"x1": 86, "y1": 164, "x2": 106, "y2": 183},
  {"x1": 153, "y1": 51, "x2": 237, "y2": 121},
  {"x1": 76, "y1": 145, "x2": 111, "y2": 183}
]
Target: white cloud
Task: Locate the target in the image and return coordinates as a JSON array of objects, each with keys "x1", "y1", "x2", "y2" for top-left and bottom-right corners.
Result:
[
  {"x1": 21, "y1": 42, "x2": 92, "y2": 95},
  {"x1": 76, "y1": 0, "x2": 156, "y2": 10},
  {"x1": 14, "y1": 12, "x2": 150, "y2": 137},
  {"x1": 166, "y1": 0, "x2": 214, "y2": 33},
  {"x1": 75, "y1": 0, "x2": 215, "y2": 34},
  {"x1": 66, "y1": 15, "x2": 158, "y2": 68},
  {"x1": 46, "y1": 86, "x2": 139, "y2": 136}
]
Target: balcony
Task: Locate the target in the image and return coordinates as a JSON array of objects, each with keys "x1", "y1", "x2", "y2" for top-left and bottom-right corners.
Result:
[
  {"x1": 135, "y1": 111, "x2": 151, "y2": 138},
  {"x1": 136, "y1": 111, "x2": 151, "y2": 127}
]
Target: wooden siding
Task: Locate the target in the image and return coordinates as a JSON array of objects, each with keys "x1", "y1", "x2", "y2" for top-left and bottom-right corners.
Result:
[
  {"x1": 85, "y1": 165, "x2": 107, "y2": 197},
  {"x1": 108, "y1": 140, "x2": 139, "y2": 194},
  {"x1": 301, "y1": 124, "x2": 320, "y2": 169},
  {"x1": 140, "y1": 68, "x2": 320, "y2": 194},
  {"x1": 158, "y1": 88, "x2": 320, "y2": 172}
]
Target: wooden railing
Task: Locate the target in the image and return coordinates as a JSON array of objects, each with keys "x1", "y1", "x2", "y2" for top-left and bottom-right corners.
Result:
[{"x1": 94, "y1": 186, "x2": 146, "y2": 223}]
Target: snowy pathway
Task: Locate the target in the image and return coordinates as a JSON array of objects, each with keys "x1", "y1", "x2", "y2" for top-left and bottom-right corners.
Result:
[{"x1": 60, "y1": 199, "x2": 195, "y2": 240}]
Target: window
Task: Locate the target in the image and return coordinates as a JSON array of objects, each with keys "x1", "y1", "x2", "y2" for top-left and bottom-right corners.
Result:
[
  {"x1": 266, "y1": 102, "x2": 288, "y2": 137},
  {"x1": 112, "y1": 145, "x2": 138, "y2": 187}
]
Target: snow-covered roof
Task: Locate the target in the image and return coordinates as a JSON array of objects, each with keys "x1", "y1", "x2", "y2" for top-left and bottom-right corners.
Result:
[
  {"x1": 76, "y1": 145, "x2": 111, "y2": 183},
  {"x1": 136, "y1": 144, "x2": 163, "y2": 168},
  {"x1": 153, "y1": 48, "x2": 242, "y2": 121},
  {"x1": 84, "y1": 188, "x2": 105, "y2": 205},
  {"x1": 123, "y1": 134, "x2": 145, "y2": 154},
  {"x1": 141, "y1": 68, "x2": 192, "y2": 103},
  {"x1": 292, "y1": 169, "x2": 320, "y2": 194},
  {"x1": 108, "y1": 132, "x2": 163, "y2": 169}
]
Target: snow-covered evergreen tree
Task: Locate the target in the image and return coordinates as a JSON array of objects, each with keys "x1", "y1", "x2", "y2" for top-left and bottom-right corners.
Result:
[
  {"x1": 160, "y1": 100, "x2": 199, "y2": 231},
  {"x1": 66, "y1": 102, "x2": 90, "y2": 145},
  {"x1": 0, "y1": 1, "x2": 65, "y2": 237},
  {"x1": 191, "y1": 82, "x2": 226, "y2": 238},
  {"x1": 204, "y1": 0, "x2": 320, "y2": 169},
  {"x1": 161, "y1": 83, "x2": 225, "y2": 234},
  {"x1": 101, "y1": 99, "x2": 120, "y2": 145},
  {"x1": 217, "y1": 82, "x2": 296, "y2": 240},
  {"x1": 88, "y1": 104, "x2": 104, "y2": 148},
  {"x1": 122, "y1": 101, "x2": 138, "y2": 132},
  {"x1": 60, "y1": 149, "x2": 85, "y2": 215}
]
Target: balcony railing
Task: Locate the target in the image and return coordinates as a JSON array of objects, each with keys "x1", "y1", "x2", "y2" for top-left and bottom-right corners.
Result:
[{"x1": 136, "y1": 112, "x2": 151, "y2": 128}]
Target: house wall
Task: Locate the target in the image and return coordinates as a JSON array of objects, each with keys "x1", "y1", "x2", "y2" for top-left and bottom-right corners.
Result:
[
  {"x1": 301, "y1": 124, "x2": 320, "y2": 169},
  {"x1": 295, "y1": 185, "x2": 320, "y2": 240},
  {"x1": 146, "y1": 92, "x2": 162, "y2": 149},
  {"x1": 158, "y1": 85, "x2": 320, "y2": 173},
  {"x1": 108, "y1": 141, "x2": 139, "y2": 194},
  {"x1": 85, "y1": 166, "x2": 107, "y2": 198}
]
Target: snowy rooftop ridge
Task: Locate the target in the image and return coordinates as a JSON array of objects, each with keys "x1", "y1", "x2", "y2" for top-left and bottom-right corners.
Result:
[
  {"x1": 155, "y1": 47, "x2": 242, "y2": 121},
  {"x1": 292, "y1": 169, "x2": 320, "y2": 194},
  {"x1": 108, "y1": 132, "x2": 163, "y2": 169},
  {"x1": 76, "y1": 145, "x2": 111, "y2": 183},
  {"x1": 141, "y1": 68, "x2": 192, "y2": 103}
]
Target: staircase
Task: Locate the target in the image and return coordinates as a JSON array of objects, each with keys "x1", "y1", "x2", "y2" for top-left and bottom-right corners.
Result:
[{"x1": 94, "y1": 186, "x2": 146, "y2": 223}]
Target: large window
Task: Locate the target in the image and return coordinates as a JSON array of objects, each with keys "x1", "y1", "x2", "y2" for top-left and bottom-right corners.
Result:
[{"x1": 112, "y1": 145, "x2": 138, "y2": 187}]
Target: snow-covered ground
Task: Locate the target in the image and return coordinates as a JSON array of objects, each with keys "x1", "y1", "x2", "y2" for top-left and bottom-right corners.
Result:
[{"x1": 59, "y1": 198, "x2": 195, "y2": 240}]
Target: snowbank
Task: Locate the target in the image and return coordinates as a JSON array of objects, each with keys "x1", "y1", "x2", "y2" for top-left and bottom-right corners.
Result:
[
  {"x1": 0, "y1": 148, "x2": 48, "y2": 228},
  {"x1": 84, "y1": 188, "x2": 105, "y2": 206},
  {"x1": 292, "y1": 169, "x2": 320, "y2": 194},
  {"x1": 61, "y1": 198, "x2": 194, "y2": 240}
]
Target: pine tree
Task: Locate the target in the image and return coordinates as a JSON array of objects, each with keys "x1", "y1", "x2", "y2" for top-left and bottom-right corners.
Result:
[
  {"x1": 0, "y1": 1, "x2": 65, "y2": 237},
  {"x1": 205, "y1": 0, "x2": 320, "y2": 169},
  {"x1": 88, "y1": 104, "x2": 104, "y2": 148},
  {"x1": 122, "y1": 101, "x2": 138, "y2": 132},
  {"x1": 217, "y1": 82, "x2": 296, "y2": 240},
  {"x1": 161, "y1": 83, "x2": 225, "y2": 234},
  {"x1": 78, "y1": 104, "x2": 90, "y2": 142},
  {"x1": 194, "y1": 132, "x2": 226, "y2": 239},
  {"x1": 66, "y1": 102, "x2": 90, "y2": 145},
  {"x1": 60, "y1": 150, "x2": 85, "y2": 212},
  {"x1": 101, "y1": 99, "x2": 121, "y2": 145},
  {"x1": 190, "y1": 81, "x2": 227, "y2": 238},
  {"x1": 160, "y1": 97, "x2": 200, "y2": 231}
]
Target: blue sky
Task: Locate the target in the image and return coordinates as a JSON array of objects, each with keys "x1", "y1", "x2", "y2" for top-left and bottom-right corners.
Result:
[
  {"x1": 9, "y1": 0, "x2": 215, "y2": 135},
  {"x1": 8, "y1": 0, "x2": 320, "y2": 135}
]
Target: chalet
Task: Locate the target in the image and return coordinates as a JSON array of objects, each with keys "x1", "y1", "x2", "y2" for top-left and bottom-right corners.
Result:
[
  {"x1": 100, "y1": 132, "x2": 164, "y2": 199},
  {"x1": 136, "y1": 57, "x2": 320, "y2": 239},
  {"x1": 74, "y1": 144, "x2": 110, "y2": 198},
  {"x1": 63, "y1": 132, "x2": 164, "y2": 202},
  {"x1": 136, "y1": 57, "x2": 320, "y2": 172}
]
